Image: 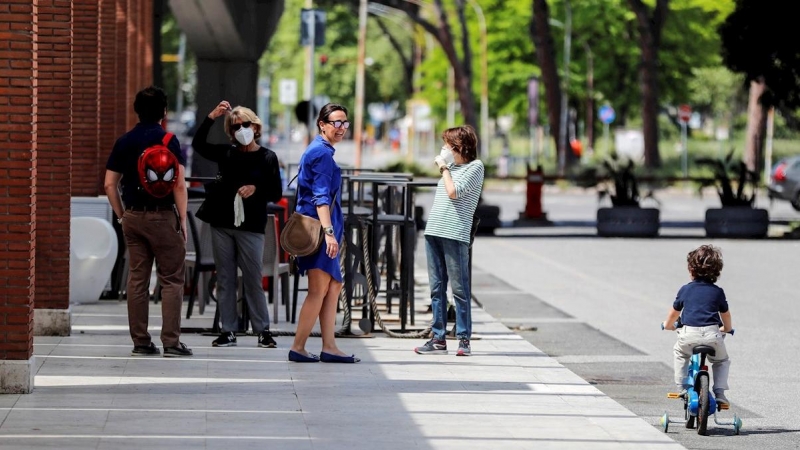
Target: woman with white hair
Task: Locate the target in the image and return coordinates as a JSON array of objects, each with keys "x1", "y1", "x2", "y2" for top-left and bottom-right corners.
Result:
[{"x1": 193, "y1": 100, "x2": 283, "y2": 349}]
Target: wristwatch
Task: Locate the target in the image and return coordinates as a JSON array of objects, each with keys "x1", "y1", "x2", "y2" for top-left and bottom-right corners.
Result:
[{"x1": 323, "y1": 226, "x2": 334, "y2": 236}]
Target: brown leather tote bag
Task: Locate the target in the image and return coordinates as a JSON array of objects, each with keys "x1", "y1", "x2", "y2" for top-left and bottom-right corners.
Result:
[
  {"x1": 279, "y1": 174, "x2": 336, "y2": 257},
  {"x1": 280, "y1": 212, "x2": 324, "y2": 257}
]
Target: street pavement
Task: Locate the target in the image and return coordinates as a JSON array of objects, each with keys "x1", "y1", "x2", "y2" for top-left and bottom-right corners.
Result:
[
  {"x1": 454, "y1": 188, "x2": 800, "y2": 450},
  {"x1": 3, "y1": 144, "x2": 798, "y2": 449}
]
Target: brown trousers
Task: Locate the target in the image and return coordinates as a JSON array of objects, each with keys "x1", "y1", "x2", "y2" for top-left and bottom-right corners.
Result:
[{"x1": 121, "y1": 209, "x2": 185, "y2": 348}]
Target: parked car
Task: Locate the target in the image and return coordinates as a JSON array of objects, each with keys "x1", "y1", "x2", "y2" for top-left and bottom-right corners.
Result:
[{"x1": 768, "y1": 155, "x2": 800, "y2": 211}]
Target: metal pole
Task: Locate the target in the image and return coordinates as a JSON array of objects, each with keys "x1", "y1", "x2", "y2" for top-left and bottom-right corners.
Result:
[
  {"x1": 447, "y1": 67, "x2": 455, "y2": 127},
  {"x1": 603, "y1": 122, "x2": 609, "y2": 157},
  {"x1": 466, "y1": 0, "x2": 488, "y2": 160},
  {"x1": 175, "y1": 33, "x2": 186, "y2": 115},
  {"x1": 354, "y1": 0, "x2": 367, "y2": 169},
  {"x1": 558, "y1": 0, "x2": 571, "y2": 176},
  {"x1": 304, "y1": 1, "x2": 316, "y2": 144},
  {"x1": 764, "y1": 106, "x2": 775, "y2": 184},
  {"x1": 681, "y1": 122, "x2": 688, "y2": 180}
]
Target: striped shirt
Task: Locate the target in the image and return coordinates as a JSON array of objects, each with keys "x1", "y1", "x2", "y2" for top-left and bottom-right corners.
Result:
[{"x1": 424, "y1": 160, "x2": 485, "y2": 243}]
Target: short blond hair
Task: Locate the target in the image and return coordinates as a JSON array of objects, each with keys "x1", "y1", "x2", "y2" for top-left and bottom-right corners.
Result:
[{"x1": 224, "y1": 106, "x2": 262, "y2": 143}]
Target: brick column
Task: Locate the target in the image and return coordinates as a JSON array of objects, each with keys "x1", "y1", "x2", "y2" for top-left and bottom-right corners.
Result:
[
  {"x1": 98, "y1": 0, "x2": 117, "y2": 192},
  {"x1": 32, "y1": 0, "x2": 72, "y2": 336},
  {"x1": 0, "y1": 0, "x2": 38, "y2": 394},
  {"x1": 72, "y1": 0, "x2": 100, "y2": 197},
  {"x1": 116, "y1": 0, "x2": 132, "y2": 133}
]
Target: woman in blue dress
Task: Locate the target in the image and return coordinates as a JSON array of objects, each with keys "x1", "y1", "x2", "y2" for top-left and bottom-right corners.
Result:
[{"x1": 289, "y1": 103, "x2": 359, "y2": 363}]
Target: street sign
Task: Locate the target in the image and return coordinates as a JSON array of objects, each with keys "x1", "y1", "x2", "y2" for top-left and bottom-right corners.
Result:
[
  {"x1": 599, "y1": 105, "x2": 615, "y2": 124},
  {"x1": 279, "y1": 79, "x2": 297, "y2": 106},
  {"x1": 300, "y1": 9, "x2": 326, "y2": 47},
  {"x1": 678, "y1": 104, "x2": 692, "y2": 123}
]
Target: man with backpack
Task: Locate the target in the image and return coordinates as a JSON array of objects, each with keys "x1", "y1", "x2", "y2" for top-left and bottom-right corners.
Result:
[{"x1": 104, "y1": 86, "x2": 192, "y2": 357}]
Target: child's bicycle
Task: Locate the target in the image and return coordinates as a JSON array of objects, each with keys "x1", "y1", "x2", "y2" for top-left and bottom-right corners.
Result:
[{"x1": 659, "y1": 322, "x2": 742, "y2": 436}]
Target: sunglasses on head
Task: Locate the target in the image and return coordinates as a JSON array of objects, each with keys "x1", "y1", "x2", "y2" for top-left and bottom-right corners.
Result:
[
  {"x1": 230, "y1": 121, "x2": 252, "y2": 132},
  {"x1": 325, "y1": 120, "x2": 350, "y2": 130}
]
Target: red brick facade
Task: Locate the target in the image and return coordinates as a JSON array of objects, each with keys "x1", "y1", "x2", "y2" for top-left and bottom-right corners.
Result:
[
  {"x1": 72, "y1": 0, "x2": 100, "y2": 197},
  {"x1": 1, "y1": 0, "x2": 152, "y2": 361},
  {"x1": 34, "y1": 0, "x2": 72, "y2": 311},
  {"x1": 0, "y1": 0, "x2": 38, "y2": 361}
]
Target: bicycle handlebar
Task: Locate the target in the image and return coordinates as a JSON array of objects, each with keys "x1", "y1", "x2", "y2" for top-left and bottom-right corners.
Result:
[{"x1": 660, "y1": 322, "x2": 735, "y2": 336}]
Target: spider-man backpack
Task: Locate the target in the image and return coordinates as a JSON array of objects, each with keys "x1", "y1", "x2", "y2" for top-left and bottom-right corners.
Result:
[{"x1": 137, "y1": 133, "x2": 179, "y2": 198}]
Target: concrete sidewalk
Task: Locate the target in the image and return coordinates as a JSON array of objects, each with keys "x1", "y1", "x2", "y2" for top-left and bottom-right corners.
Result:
[{"x1": 0, "y1": 283, "x2": 682, "y2": 450}]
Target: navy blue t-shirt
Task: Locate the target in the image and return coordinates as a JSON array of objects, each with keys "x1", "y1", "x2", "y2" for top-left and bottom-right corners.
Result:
[
  {"x1": 673, "y1": 280, "x2": 729, "y2": 326},
  {"x1": 105, "y1": 122, "x2": 185, "y2": 208}
]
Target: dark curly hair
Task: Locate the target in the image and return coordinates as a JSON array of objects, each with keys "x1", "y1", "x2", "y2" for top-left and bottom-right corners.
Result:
[{"x1": 687, "y1": 244, "x2": 723, "y2": 283}]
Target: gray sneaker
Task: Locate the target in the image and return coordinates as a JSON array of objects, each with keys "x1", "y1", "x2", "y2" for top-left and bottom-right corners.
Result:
[
  {"x1": 456, "y1": 338, "x2": 471, "y2": 356},
  {"x1": 715, "y1": 390, "x2": 730, "y2": 407},
  {"x1": 414, "y1": 339, "x2": 447, "y2": 355}
]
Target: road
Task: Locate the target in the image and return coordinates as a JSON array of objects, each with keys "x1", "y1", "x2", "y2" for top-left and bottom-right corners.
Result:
[
  {"x1": 270, "y1": 141, "x2": 800, "y2": 448},
  {"x1": 456, "y1": 189, "x2": 800, "y2": 450}
]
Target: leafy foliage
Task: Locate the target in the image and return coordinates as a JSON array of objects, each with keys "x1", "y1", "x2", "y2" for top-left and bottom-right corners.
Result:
[
  {"x1": 720, "y1": 0, "x2": 800, "y2": 110},
  {"x1": 576, "y1": 155, "x2": 655, "y2": 207},
  {"x1": 695, "y1": 150, "x2": 759, "y2": 207}
]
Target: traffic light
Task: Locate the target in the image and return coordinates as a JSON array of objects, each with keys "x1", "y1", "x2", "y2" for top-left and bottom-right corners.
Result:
[{"x1": 320, "y1": 54, "x2": 328, "y2": 66}]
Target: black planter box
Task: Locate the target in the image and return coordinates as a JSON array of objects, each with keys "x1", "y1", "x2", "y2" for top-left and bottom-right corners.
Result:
[
  {"x1": 597, "y1": 207, "x2": 660, "y2": 237},
  {"x1": 705, "y1": 207, "x2": 769, "y2": 239}
]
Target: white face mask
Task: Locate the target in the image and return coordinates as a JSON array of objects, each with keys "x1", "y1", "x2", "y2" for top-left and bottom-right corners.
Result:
[
  {"x1": 234, "y1": 127, "x2": 255, "y2": 146},
  {"x1": 440, "y1": 146, "x2": 455, "y2": 165}
]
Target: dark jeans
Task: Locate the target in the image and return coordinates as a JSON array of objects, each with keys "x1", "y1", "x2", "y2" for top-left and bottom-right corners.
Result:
[
  {"x1": 121, "y1": 209, "x2": 185, "y2": 348},
  {"x1": 425, "y1": 235, "x2": 472, "y2": 340}
]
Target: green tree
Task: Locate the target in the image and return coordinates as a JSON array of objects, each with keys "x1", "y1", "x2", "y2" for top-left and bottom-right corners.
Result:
[{"x1": 720, "y1": 0, "x2": 800, "y2": 172}]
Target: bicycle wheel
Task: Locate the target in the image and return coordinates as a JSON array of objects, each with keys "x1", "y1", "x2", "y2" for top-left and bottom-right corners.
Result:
[{"x1": 697, "y1": 374, "x2": 710, "y2": 435}]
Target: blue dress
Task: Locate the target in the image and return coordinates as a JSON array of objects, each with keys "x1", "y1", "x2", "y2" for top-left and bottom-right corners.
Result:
[{"x1": 295, "y1": 135, "x2": 344, "y2": 282}]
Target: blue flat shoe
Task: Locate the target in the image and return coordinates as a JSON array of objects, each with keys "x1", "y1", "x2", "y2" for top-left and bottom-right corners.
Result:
[
  {"x1": 288, "y1": 350, "x2": 319, "y2": 363},
  {"x1": 320, "y1": 351, "x2": 360, "y2": 363}
]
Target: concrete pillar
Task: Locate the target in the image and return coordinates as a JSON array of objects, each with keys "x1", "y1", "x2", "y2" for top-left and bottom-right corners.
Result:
[
  {"x1": 168, "y1": 0, "x2": 284, "y2": 177},
  {"x1": 192, "y1": 59, "x2": 259, "y2": 177},
  {"x1": 0, "y1": 0, "x2": 38, "y2": 394},
  {"x1": 33, "y1": 0, "x2": 73, "y2": 337}
]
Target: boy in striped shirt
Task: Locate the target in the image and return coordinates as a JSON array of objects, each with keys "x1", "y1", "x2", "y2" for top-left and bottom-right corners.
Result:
[{"x1": 415, "y1": 125, "x2": 485, "y2": 357}]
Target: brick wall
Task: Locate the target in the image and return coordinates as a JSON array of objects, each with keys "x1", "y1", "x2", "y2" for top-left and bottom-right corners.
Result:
[
  {"x1": 98, "y1": 0, "x2": 117, "y2": 192},
  {"x1": 71, "y1": 0, "x2": 100, "y2": 197},
  {"x1": 0, "y1": 0, "x2": 38, "y2": 361},
  {"x1": 34, "y1": 0, "x2": 72, "y2": 310}
]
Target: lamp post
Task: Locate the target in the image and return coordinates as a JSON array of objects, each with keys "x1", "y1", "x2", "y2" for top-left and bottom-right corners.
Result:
[
  {"x1": 354, "y1": 0, "x2": 368, "y2": 168},
  {"x1": 558, "y1": 0, "x2": 571, "y2": 176}
]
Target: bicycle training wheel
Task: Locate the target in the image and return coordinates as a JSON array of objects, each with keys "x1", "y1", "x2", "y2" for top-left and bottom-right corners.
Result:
[{"x1": 697, "y1": 374, "x2": 710, "y2": 435}]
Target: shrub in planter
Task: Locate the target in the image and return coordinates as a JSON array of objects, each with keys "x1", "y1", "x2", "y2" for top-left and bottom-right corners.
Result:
[
  {"x1": 577, "y1": 156, "x2": 660, "y2": 237},
  {"x1": 696, "y1": 151, "x2": 769, "y2": 238}
]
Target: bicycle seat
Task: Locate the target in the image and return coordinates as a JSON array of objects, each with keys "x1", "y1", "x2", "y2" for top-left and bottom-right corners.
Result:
[{"x1": 692, "y1": 345, "x2": 715, "y2": 356}]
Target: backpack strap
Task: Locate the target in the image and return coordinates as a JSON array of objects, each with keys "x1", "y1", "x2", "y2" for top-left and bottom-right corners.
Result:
[{"x1": 161, "y1": 132, "x2": 174, "y2": 146}]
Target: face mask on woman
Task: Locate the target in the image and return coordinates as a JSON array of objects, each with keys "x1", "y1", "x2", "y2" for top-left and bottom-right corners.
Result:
[
  {"x1": 235, "y1": 126, "x2": 255, "y2": 146},
  {"x1": 439, "y1": 146, "x2": 455, "y2": 165}
]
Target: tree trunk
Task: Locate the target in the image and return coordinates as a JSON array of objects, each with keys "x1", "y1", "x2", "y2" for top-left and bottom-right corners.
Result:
[
  {"x1": 390, "y1": 0, "x2": 479, "y2": 139},
  {"x1": 374, "y1": 17, "x2": 415, "y2": 98},
  {"x1": 629, "y1": 0, "x2": 668, "y2": 169},
  {"x1": 745, "y1": 77, "x2": 767, "y2": 173},
  {"x1": 530, "y1": 0, "x2": 562, "y2": 166}
]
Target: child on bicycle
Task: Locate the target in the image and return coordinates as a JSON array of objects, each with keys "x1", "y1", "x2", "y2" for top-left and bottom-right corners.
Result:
[{"x1": 662, "y1": 244, "x2": 732, "y2": 407}]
